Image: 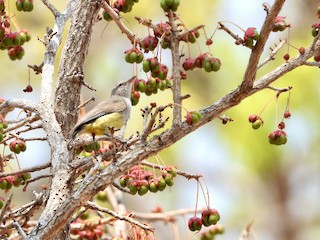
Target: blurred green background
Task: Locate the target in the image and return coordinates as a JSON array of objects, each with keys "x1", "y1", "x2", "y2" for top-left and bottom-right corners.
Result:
[{"x1": 1, "y1": 0, "x2": 319, "y2": 239}]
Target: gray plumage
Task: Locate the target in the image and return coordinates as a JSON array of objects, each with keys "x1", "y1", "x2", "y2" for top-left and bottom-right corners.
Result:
[{"x1": 70, "y1": 77, "x2": 134, "y2": 138}]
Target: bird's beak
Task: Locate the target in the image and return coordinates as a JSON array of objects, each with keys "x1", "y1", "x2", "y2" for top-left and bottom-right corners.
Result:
[{"x1": 126, "y1": 76, "x2": 136, "y2": 83}]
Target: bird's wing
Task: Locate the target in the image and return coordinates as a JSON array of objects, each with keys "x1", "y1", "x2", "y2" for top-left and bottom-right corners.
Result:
[{"x1": 70, "y1": 96, "x2": 128, "y2": 137}]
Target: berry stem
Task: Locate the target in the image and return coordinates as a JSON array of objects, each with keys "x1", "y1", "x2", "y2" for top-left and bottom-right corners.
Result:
[
  {"x1": 281, "y1": 92, "x2": 291, "y2": 122},
  {"x1": 200, "y1": 177, "x2": 210, "y2": 209},
  {"x1": 275, "y1": 93, "x2": 279, "y2": 128},
  {"x1": 194, "y1": 180, "x2": 200, "y2": 217},
  {"x1": 219, "y1": 20, "x2": 246, "y2": 32},
  {"x1": 258, "y1": 94, "x2": 276, "y2": 117},
  {"x1": 170, "y1": 102, "x2": 189, "y2": 114},
  {"x1": 197, "y1": 179, "x2": 209, "y2": 209}
]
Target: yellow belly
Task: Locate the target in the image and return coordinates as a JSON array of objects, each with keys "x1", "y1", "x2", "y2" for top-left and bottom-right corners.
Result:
[{"x1": 82, "y1": 112, "x2": 124, "y2": 135}]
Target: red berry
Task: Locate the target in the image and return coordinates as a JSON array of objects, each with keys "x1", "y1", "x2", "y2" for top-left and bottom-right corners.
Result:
[
  {"x1": 284, "y1": 111, "x2": 291, "y2": 119},
  {"x1": 248, "y1": 114, "x2": 258, "y2": 123},
  {"x1": 188, "y1": 217, "x2": 203, "y2": 231},
  {"x1": 283, "y1": 53, "x2": 290, "y2": 61},
  {"x1": 278, "y1": 121, "x2": 285, "y2": 129},
  {"x1": 299, "y1": 47, "x2": 305, "y2": 54}
]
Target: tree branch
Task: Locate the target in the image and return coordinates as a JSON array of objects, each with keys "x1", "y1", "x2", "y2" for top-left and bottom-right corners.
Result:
[{"x1": 241, "y1": 0, "x2": 286, "y2": 90}]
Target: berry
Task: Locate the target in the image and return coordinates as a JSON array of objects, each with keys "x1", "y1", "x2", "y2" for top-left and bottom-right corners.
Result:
[
  {"x1": 278, "y1": 121, "x2": 285, "y2": 129},
  {"x1": 273, "y1": 16, "x2": 288, "y2": 32},
  {"x1": 283, "y1": 53, "x2": 290, "y2": 61},
  {"x1": 185, "y1": 111, "x2": 202, "y2": 125},
  {"x1": 160, "y1": 0, "x2": 180, "y2": 12},
  {"x1": 182, "y1": 58, "x2": 195, "y2": 71},
  {"x1": 252, "y1": 119, "x2": 263, "y2": 129},
  {"x1": 102, "y1": 10, "x2": 112, "y2": 21},
  {"x1": 141, "y1": 35, "x2": 158, "y2": 52},
  {"x1": 299, "y1": 47, "x2": 305, "y2": 54},
  {"x1": 9, "y1": 139, "x2": 27, "y2": 154},
  {"x1": 188, "y1": 217, "x2": 203, "y2": 231},
  {"x1": 311, "y1": 23, "x2": 320, "y2": 37},
  {"x1": 284, "y1": 110, "x2": 291, "y2": 119},
  {"x1": 201, "y1": 208, "x2": 220, "y2": 227},
  {"x1": 245, "y1": 27, "x2": 259, "y2": 41},
  {"x1": 268, "y1": 129, "x2": 287, "y2": 145},
  {"x1": 248, "y1": 114, "x2": 259, "y2": 123}
]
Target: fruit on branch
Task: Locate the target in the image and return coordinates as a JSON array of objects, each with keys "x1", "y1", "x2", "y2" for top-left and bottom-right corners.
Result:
[
  {"x1": 248, "y1": 114, "x2": 263, "y2": 130},
  {"x1": 268, "y1": 129, "x2": 287, "y2": 145},
  {"x1": 244, "y1": 27, "x2": 259, "y2": 47},
  {"x1": 0, "y1": 173, "x2": 31, "y2": 191},
  {"x1": 118, "y1": 165, "x2": 177, "y2": 195},
  {"x1": 278, "y1": 121, "x2": 285, "y2": 130},
  {"x1": 188, "y1": 216, "x2": 203, "y2": 231},
  {"x1": 272, "y1": 16, "x2": 288, "y2": 32},
  {"x1": 124, "y1": 48, "x2": 144, "y2": 64},
  {"x1": 130, "y1": 90, "x2": 140, "y2": 106},
  {"x1": 311, "y1": 23, "x2": 320, "y2": 37},
  {"x1": 201, "y1": 208, "x2": 220, "y2": 227},
  {"x1": 181, "y1": 30, "x2": 200, "y2": 43},
  {"x1": 245, "y1": 27, "x2": 259, "y2": 41},
  {"x1": 23, "y1": 84, "x2": 33, "y2": 92},
  {"x1": 160, "y1": 0, "x2": 180, "y2": 12},
  {"x1": 200, "y1": 225, "x2": 225, "y2": 240},
  {"x1": 183, "y1": 58, "x2": 196, "y2": 71},
  {"x1": 283, "y1": 110, "x2": 291, "y2": 119},
  {"x1": 153, "y1": 22, "x2": 171, "y2": 38},
  {"x1": 16, "y1": 0, "x2": 34, "y2": 12},
  {"x1": 141, "y1": 35, "x2": 158, "y2": 52},
  {"x1": 9, "y1": 139, "x2": 27, "y2": 154},
  {"x1": 185, "y1": 111, "x2": 203, "y2": 125}
]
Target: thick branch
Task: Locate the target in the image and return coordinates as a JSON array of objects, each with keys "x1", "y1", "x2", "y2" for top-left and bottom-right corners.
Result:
[{"x1": 241, "y1": 0, "x2": 286, "y2": 90}]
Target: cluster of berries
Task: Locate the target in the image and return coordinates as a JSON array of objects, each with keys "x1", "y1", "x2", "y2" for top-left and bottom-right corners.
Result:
[
  {"x1": 9, "y1": 139, "x2": 27, "y2": 154},
  {"x1": 77, "y1": 141, "x2": 122, "y2": 159},
  {"x1": 0, "y1": 114, "x2": 8, "y2": 142},
  {"x1": 182, "y1": 53, "x2": 221, "y2": 73},
  {"x1": 102, "y1": 0, "x2": 139, "y2": 21},
  {"x1": 248, "y1": 110, "x2": 291, "y2": 145},
  {"x1": 119, "y1": 165, "x2": 177, "y2": 195},
  {"x1": 243, "y1": 27, "x2": 259, "y2": 48},
  {"x1": 272, "y1": 16, "x2": 289, "y2": 32},
  {"x1": 200, "y1": 225, "x2": 225, "y2": 240},
  {"x1": 16, "y1": 0, "x2": 34, "y2": 12},
  {"x1": 160, "y1": 0, "x2": 180, "y2": 12},
  {"x1": 131, "y1": 76, "x2": 171, "y2": 106},
  {"x1": 124, "y1": 48, "x2": 144, "y2": 64},
  {"x1": 0, "y1": 173, "x2": 31, "y2": 191},
  {"x1": 188, "y1": 208, "x2": 220, "y2": 232},
  {"x1": 181, "y1": 30, "x2": 200, "y2": 43},
  {"x1": 0, "y1": 1, "x2": 32, "y2": 60},
  {"x1": 154, "y1": 22, "x2": 171, "y2": 49},
  {"x1": 71, "y1": 218, "x2": 103, "y2": 240},
  {"x1": 142, "y1": 57, "x2": 168, "y2": 80},
  {"x1": 268, "y1": 110, "x2": 291, "y2": 145}
]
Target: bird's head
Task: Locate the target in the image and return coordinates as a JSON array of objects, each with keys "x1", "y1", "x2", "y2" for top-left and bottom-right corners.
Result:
[{"x1": 111, "y1": 76, "x2": 135, "y2": 98}]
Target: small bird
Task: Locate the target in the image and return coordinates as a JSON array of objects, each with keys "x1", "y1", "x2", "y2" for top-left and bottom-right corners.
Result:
[{"x1": 70, "y1": 77, "x2": 135, "y2": 141}]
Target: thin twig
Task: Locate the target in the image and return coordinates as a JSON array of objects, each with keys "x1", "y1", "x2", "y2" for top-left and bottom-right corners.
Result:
[
  {"x1": 12, "y1": 220, "x2": 30, "y2": 240},
  {"x1": 86, "y1": 201, "x2": 154, "y2": 232},
  {"x1": 0, "y1": 162, "x2": 51, "y2": 178},
  {"x1": 258, "y1": 39, "x2": 286, "y2": 69},
  {"x1": 0, "y1": 194, "x2": 13, "y2": 224},
  {"x1": 141, "y1": 160, "x2": 202, "y2": 180},
  {"x1": 100, "y1": 1, "x2": 136, "y2": 43},
  {"x1": 40, "y1": 0, "x2": 60, "y2": 18}
]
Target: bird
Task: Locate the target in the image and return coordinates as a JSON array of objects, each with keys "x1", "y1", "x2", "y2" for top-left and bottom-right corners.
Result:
[{"x1": 70, "y1": 76, "x2": 135, "y2": 141}]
